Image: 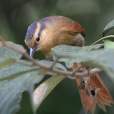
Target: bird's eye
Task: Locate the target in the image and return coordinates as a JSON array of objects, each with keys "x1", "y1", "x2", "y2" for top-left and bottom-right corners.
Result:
[{"x1": 36, "y1": 36, "x2": 40, "y2": 42}]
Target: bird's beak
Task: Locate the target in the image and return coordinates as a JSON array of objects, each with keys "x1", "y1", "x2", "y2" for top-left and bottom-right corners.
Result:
[{"x1": 30, "y1": 47, "x2": 36, "y2": 58}]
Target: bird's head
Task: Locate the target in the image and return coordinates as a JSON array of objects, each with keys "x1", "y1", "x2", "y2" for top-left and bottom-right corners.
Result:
[{"x1": 25, "y1": 17, "x2": 54, "y2": 58}]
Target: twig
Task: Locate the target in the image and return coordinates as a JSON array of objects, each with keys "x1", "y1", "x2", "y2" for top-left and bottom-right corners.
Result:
[
  {"x1": 16, "y1": 59, "x2": 102, "y2": 79},
  {"x1": 90, "y1": 35, "x2": 114, "y2": 46},
  {"x1": 72, "y1": 65, "x2": 82, "y2": 75},
  {"x1": 49, "y1": 57, "x2": 59, "y2": 69},
  {"x1": 87, "y1": 67, "x2": 91, "y2": 75},
  {"x1": 75, "y1": 68, "x2": 102, "y2": 78},
  {"x1": 0, "y1": 35, "x2": 103, "y2": 79}
]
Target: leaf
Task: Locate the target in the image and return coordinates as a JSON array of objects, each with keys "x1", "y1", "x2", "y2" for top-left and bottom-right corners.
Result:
[
  {"x1": 38, "y1": 60, "x2": 67, "y2": 76},
  {"x1": 103, "y1": 19, "x2": 114, "y2": 36},
  {"x1": 0, "y1": 41, "x2": 24, "y2": 59},
  {"x1": 0, "y1": 72, "x2": 44, "y2": 114},
  {"x1": 0, "y1": 58, "x2": 16, "y2": 68},
  {"x1": 0, "y1": 60, "x2": 66, "y2": 114},
  {"x1": 52, "y1": 45, "x2": 114, "y2": 79},
  {"x1": 0, "y1": 63, "x2": 44, "y2": 114},
  {"x1": 0, "y1": 61, "x2": 37, "y2": 79},
  {"x1": 38, "y1": 69, "x2": 57, "y2": 76},
  {"x1": 33, "y1": 75, "x2": 65, "y2": 111},
  {"x1": 104, "y1": 40, "x2": 114, "y2": 49},
  {"x1": 52, "y1": 45, "x2": 101, "y2": 68},
  {"x1": 0, "y1": 41, "x2": 67, "y2": 113},
  {"x1": 32, "y1": 60, "x2": 67, "y2": 112}
]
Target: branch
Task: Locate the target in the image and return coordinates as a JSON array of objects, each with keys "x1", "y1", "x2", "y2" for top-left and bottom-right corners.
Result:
[{"x1": 0, "y1": 35, "x2": 103, "y2": 79}]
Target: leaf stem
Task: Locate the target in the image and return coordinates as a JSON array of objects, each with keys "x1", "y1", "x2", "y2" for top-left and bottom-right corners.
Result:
[
  {"x1": 90, "y1": 35, "x2": 114, "y2": 46},
  {"x1": 72, "y1": 65, "x2": 82, "y2": 75},
  {"x1": 49, "y1": 57, "x2": 59, "y2": 69}
]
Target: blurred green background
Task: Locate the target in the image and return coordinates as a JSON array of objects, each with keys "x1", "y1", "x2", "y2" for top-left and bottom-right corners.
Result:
[{"x1": 0, "y1": 0, "x2": 114, "y2": 114}]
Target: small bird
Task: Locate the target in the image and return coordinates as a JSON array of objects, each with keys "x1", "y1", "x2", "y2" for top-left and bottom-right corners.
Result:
[{"x1": 25, "y1": 16, "x2": 113, "y2": 113}]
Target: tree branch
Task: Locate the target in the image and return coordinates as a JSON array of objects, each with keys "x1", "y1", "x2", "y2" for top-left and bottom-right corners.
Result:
[{"x1": 0, "y1": 35, "x2": 103, "y2": 79}]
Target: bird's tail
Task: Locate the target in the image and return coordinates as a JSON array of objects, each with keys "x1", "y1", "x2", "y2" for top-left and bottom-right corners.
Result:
[{"x1": 72, "y1": 63, "x2": 113, "y2": 114}]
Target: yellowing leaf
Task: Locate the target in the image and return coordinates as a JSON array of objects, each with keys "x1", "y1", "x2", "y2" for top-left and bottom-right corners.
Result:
[{"x1": 33, "y1": 75, "x2": 65, "y2": 111}]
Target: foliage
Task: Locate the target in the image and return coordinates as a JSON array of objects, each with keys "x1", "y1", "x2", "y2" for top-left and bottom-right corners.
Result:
[
  {"x1": 0, "y1": 42, "x2": 66, "y2": 114},
  {"x1": 103, "y1": 20, "x2": 114, "y2": 36},
  {"x1": 52, "y1": 45, "x2": 114, "y2": 79},
  {"x1": 0, "y1": 19, "x2": 114, "y2": 114},
  {"x1": 104, "y1": 40, "x2": 114, "y2": 49}
]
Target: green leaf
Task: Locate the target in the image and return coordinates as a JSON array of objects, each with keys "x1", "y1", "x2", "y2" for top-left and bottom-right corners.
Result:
[
  {"x1": 103, "y1": 19, "x2": 114, "y2": 36},
  {"x1": 33, "y1": 75, "x2": 65, "y2": 111},
  {"x1": 0, "y1": 60, "x2": 66, "y2": 114},
  {"x1": 52, "y1": 45, "x2": 101, "y2": 68},
  {"x1": 0, "y1": 58, "x2": 16, "y2": 68},
  {"x1": 0, "y1": 63, "x2": 44, "y2": 114},
  {"x1": 0, "y1": 73, "x2": 44, "y2": 114},
  {"x1": 0, "y1": 41, "x2": 24, "y2": 59},
  {"x1": 0, "y1": 63, "x2": 38, "y2": 81},
  {"x1": 0, "y1": 41, "x2": 67, "y2": 113},
  {"x1": 52, "y1": 45, "x2": 114, "y2": 79},
  {"x1": 104, "y1": 40, "x2": 114, "y2": 49},
  {"x1": 0, "y1": 70, "x2": 44, "y2": 114}
]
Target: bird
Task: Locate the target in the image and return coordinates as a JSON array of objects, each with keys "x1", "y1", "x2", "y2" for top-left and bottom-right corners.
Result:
[{"x1": 25, "y1": 16, "x2": 113, "y2": 113}]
